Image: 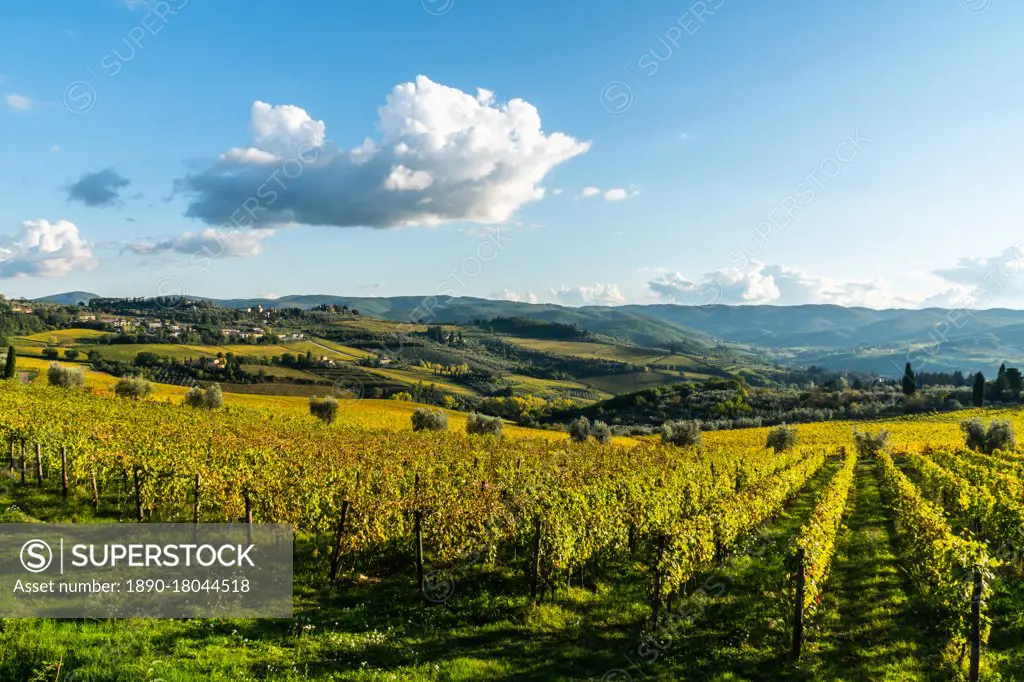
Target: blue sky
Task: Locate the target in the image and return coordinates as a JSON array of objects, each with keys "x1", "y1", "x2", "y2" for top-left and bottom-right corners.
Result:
[{"x1": 1, "y1": 0, "x2": 1023, "y2": 308}]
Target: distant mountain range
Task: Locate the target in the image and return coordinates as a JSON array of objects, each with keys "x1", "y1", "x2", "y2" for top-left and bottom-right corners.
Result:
[{"x1": 32, "y1": 292, "x2": 1024, "y2": 376}]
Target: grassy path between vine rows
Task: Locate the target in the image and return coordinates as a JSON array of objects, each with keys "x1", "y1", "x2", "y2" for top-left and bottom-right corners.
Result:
[
  {"x1": 802, "y1": 459, "x2": 942, "y2": 682},
  {"x1": 643, "y1": 459, "x2": 843, "y2": 680}
]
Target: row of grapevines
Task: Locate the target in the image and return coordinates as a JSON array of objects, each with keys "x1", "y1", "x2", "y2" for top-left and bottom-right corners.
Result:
[
  {"x1": 795, "y1": 445, "x2": 856, "y2": 620},
  {"x1": 655, "y1": 449, "x2": 831, "y2": 600},
  {"x1": 901, "y1": 450, "x2": 996, "y2": 528},
  {"x1": 876, "y1": 450, "x2": 993, "y2": 639},
  {"x1": 962, "y1": 448, "x2": 1024, "y2": 479},
  {"x1": 911, "y1": 449, "x2": 1024, "y2": 564},
  {"x1": 924, "y1": 447, "x2": 1024, "y2": 500}
]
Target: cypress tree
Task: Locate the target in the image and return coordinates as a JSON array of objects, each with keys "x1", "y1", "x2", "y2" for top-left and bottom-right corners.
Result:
[
  {"x1": 3, "y1": 346, "x2": 15, "y2": 379},
  {"x1": 902, "y1": 362, "x2": 916, "y2": 396},
  {"x1": 997, "y1": 362, "x2": 1010, "y2": 391},
  {"x1": 973, "y1": 372, "x2": 986, "y2": 407}
]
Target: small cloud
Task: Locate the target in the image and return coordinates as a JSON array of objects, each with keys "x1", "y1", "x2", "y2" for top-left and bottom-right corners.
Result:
[
  {"x1": 122, "y1": 228, "x2": 272, "y2": 259},
  {"x1": 604, "y1": 187, "x2": 639, "y2": 202},
  {"x1": 66, "y1": 168, "x2": 131, "y2": 207},
  {"x1": 5, "y1": 94, "x2": 32, "y2": 111},
  {"x1": 493, "y1": 289, "x2": 538, "y2": 304},
  {"x1": 580, "y1": 186, "x2": 601, "y2": 198},
  {"x1": 552, "y1": 188, "x2": 564, "y2": 196},
  {"x1": 550, "y1": 283, "x2": 625, "y2": 306}
]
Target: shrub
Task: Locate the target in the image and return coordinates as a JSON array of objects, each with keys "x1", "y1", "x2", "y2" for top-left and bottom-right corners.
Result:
[
  {"x1": 184, "y1": 383, "x2": 224, "y2": 409},
  {"x1": 986, "y1": 420, "x2": 1016, "y2": 453},
  {"x1": 591, "y1": 420, "x2": 613, "y2": 445},
  {"x1": 853, "y1": 429, "x2": 890, "y2": 458},
  {"x1": 766, "y1": 425, "x2": 798, "y2": 452},
  {"x1": 184, "y1": 386, "x2": 205, "y2": 408},
  {"x1": 47, "y1": 362, "x2": 84, "y2": 390},
  {"x1": 114, "y1": 376, "x2": 153, "y2": 400},
  {"x1": 42, "y1": 348, "x2": 59, "y2": 360},
  {"x1": 961, "y1": 418, "x2": 987, "y2": 452},
  {"x1": 411, "y1": 408, "x2": 448, "y2": 432},
  {"x1": 661, "y1": 419, "x2": 702, "y2": 447},
  {"x1": 961, "y1": 418, "x2": 1016, "y2": 454},
  {"x1": 64, "y1": 349, "x2": 79, "y2": 361},
  {"x1": 391, "y1": 392, "x2": 413, "y2": 402},
  {"x1": 309, "y1": 396, "x2": 339, "y2": 424},
  {"x1": 204, "y1": 382, "x2": 225, "y2": 409},
  {"x1": 467, "y1": 412, "x2": 504, "y2": 436},
  {"x1": 568, "y1": 416, "x2": 592, "y2": 443}
]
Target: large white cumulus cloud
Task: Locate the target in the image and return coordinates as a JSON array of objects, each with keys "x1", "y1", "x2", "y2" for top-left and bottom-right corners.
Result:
[
  {"x1": 0, "y1": 219, "x2": 98, "y2": 278},
  {"x1": 176, "y1": 76, "x2": 590, "y2": 229}
]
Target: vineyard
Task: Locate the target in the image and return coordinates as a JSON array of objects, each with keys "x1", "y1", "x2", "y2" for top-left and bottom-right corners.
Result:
[{"x1": 0, "y1": 382, "x2": 1023, "y2": 680}]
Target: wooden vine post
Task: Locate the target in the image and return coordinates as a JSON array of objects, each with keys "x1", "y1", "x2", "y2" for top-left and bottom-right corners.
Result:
[
  {"x1": 19, "y1": 441, "x2": 25, "y2": 486},
  {"x1": 90, "y1": 470, "x2": 99, "y2": 513},
  {"x1": 60, "y1": 446, "x2": 68, "y2": 498},
  {"x1": 530, "y1": 515, "x2": 542, "y2": 604},
  {"x1": 792, "y1": 547, "x2": 806, "y2": 661},
  {"x1": 244, "y1": 488, "x2": 254, "y2": 547},
  {"x1": 413, "y1": 473, "x2": 424, "y2": 595},
  {"x1": 650, "y1": 533, "x2": 668, "y2": 627},
  {"x1": 192, "y1": 474, "x2": 201, "y2": 524},
  {"x1": 969, "y1": 566, "x2": 982, "y2": 682},
  {"x1": 328, "y1": 499, "x2": 350, "y2": 583},
  {"x1": 133, "y1": 466, "x2": 144, "y2": 523},
  {"x1": 414, "y1": 510, "x2": 424, "y2": 595},
  {"x1": 7, "y1": 438, "x2": 13, "y2": 476},
  {"x1": 35, "y1": 443, "x2": 43, "y2": 488}
]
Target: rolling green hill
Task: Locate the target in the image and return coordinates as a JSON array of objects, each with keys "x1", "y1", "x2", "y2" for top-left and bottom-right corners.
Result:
[{"x1": 37, "y1": 291, "x2": 1024, "y2": 377}]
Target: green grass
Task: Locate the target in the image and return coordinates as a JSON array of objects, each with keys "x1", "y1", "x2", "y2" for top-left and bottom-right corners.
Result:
[
  {"x1": 581, "y1": 370, "x2": 689, "y2": 394},
  {"x1": 241, "y1": 365, "x2": 324, "y2": 381},
  {"x1": 363, "y1": 366, "x2": 477, "y2": 396},
  {"x1": 503, "y1": 374, "x2": 611, "y2": 401},
  {"x1": 299, "y1": 338, "x2": 375, "y2": 360},
  {"x1": 81, "y1": 344, "x2": 217, "y2": 362},
  {"x1": 500, "y1": 337, "x2": 666, "y2": 364},
  {"x1": 19, "y1": 329, "x2": 111, "y2": 346},
  {"x1": 801, "y1": 460, "x2": 944, "y2": 681}
]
